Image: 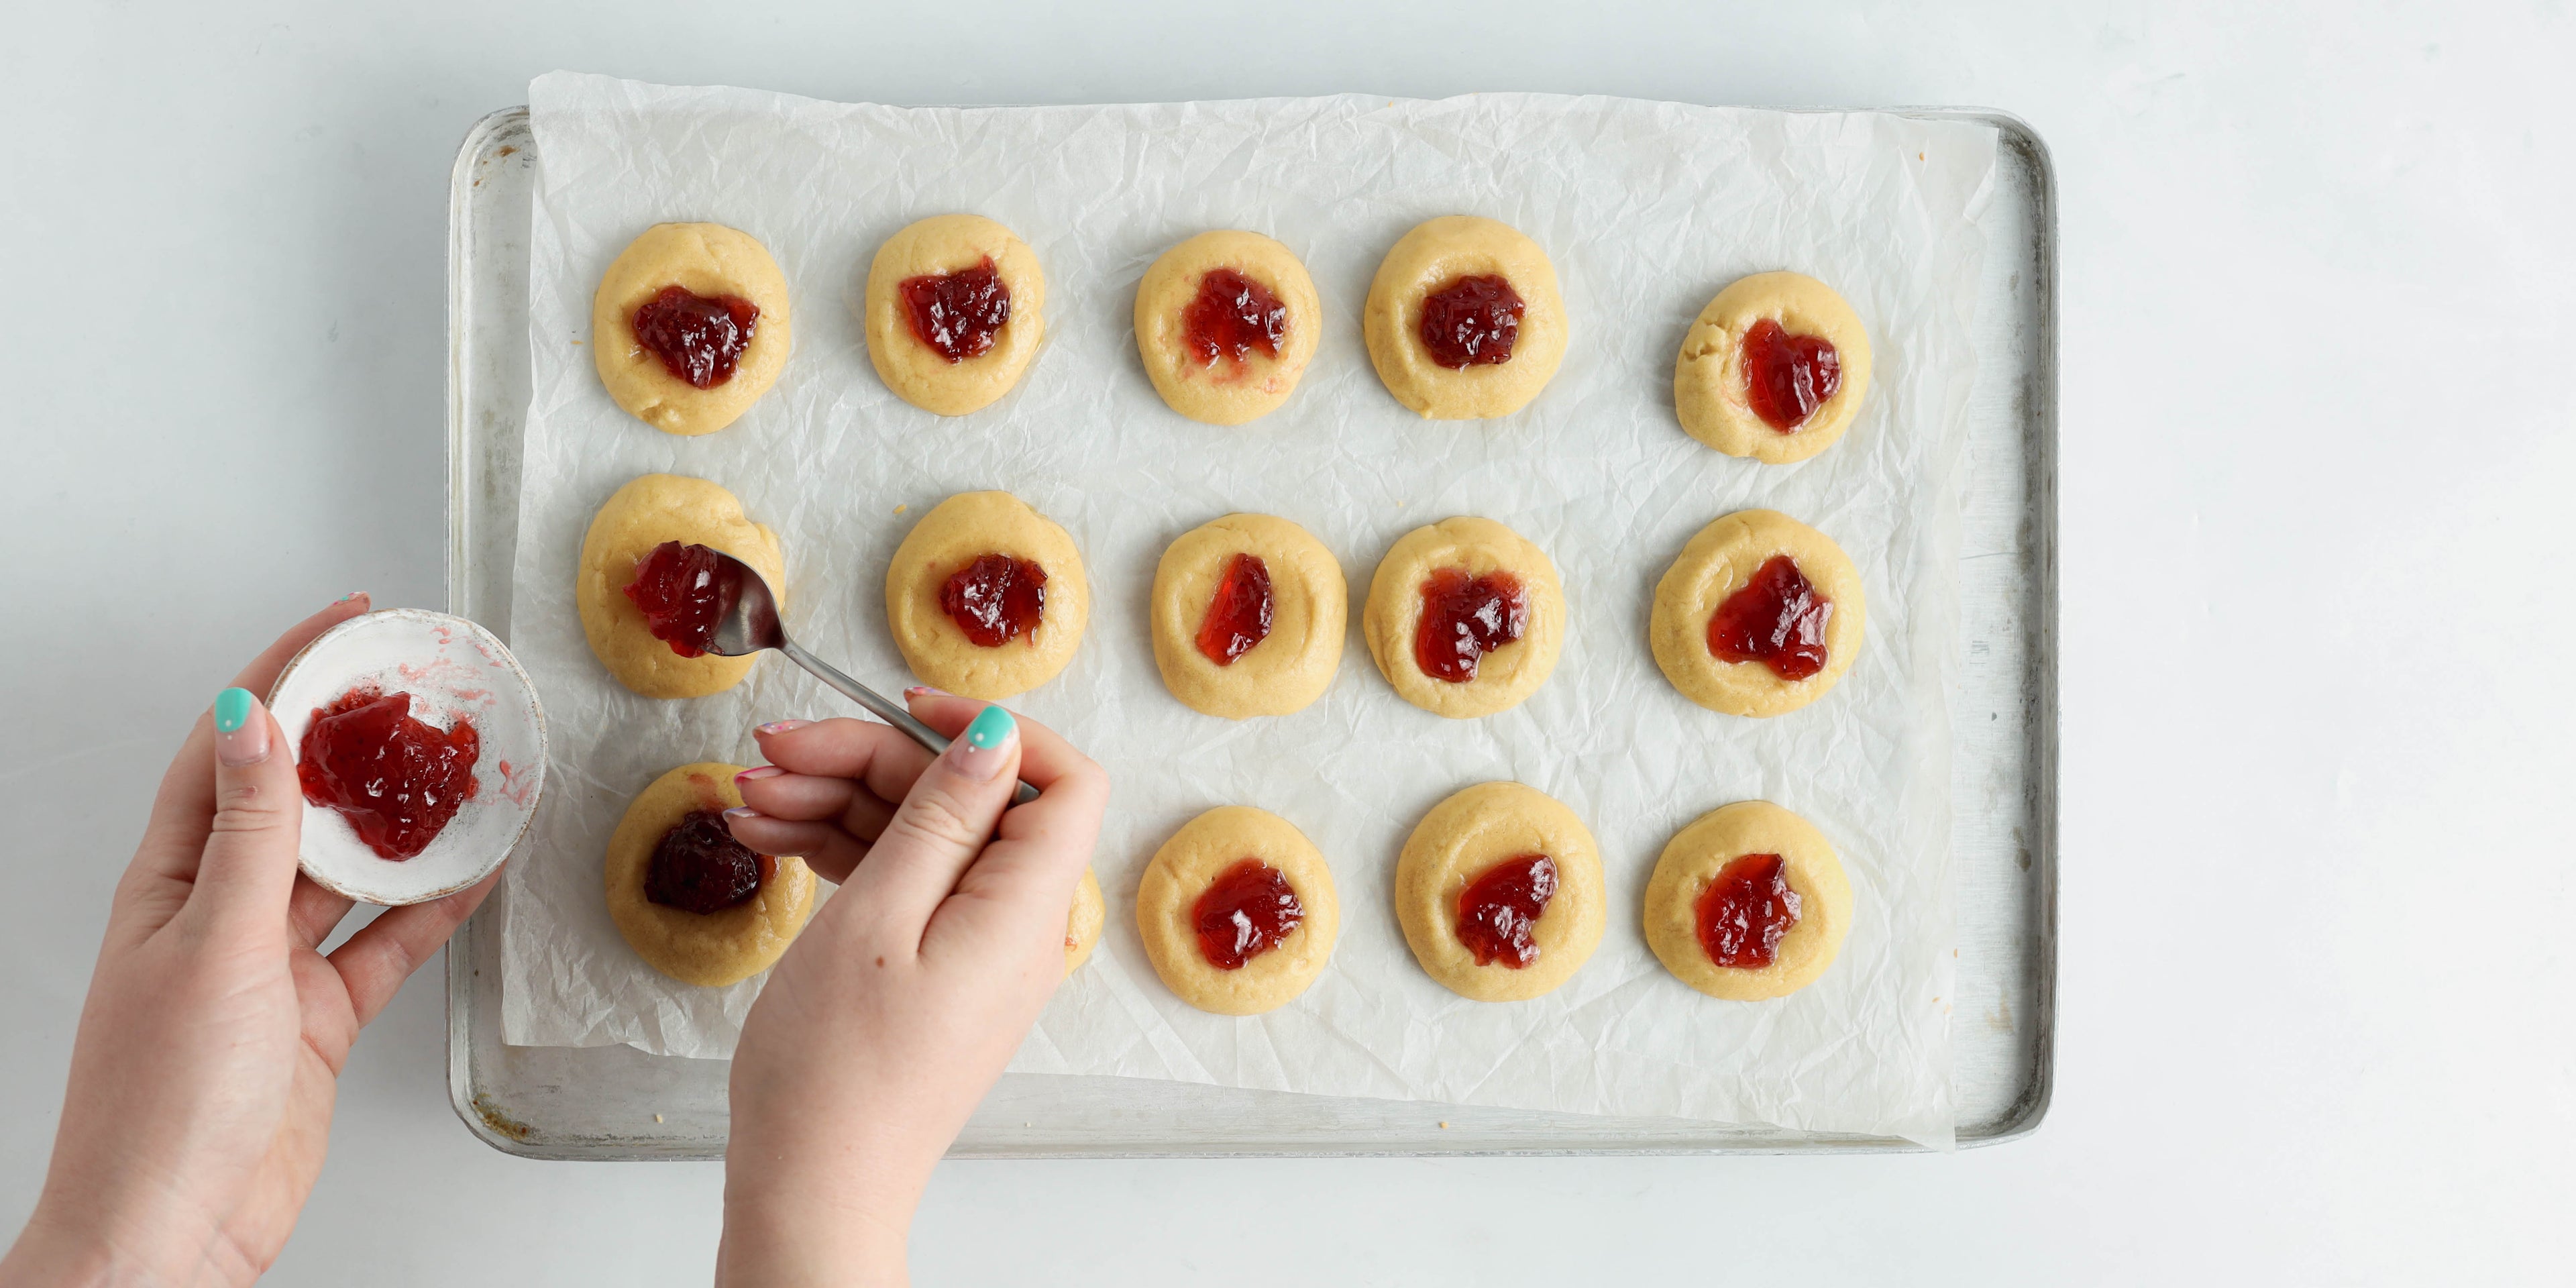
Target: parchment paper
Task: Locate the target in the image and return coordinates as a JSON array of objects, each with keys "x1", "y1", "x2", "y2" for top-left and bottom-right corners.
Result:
[{"x1": 500, "y1": 72, "x2": 1992, "y2": 1146}]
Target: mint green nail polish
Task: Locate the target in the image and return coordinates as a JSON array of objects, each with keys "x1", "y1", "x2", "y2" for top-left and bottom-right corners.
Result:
[
  {"x1": 963, "y1": 704, "x2": 1016, "y2": 751},
  {"x1": 214, "y1": 688, "x2": 255, "y2": 734}
]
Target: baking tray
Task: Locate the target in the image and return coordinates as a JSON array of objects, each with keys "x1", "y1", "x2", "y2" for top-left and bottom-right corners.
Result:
[{"x1": 445, "y1": 101, "x2": 2056, "y2": 1159}]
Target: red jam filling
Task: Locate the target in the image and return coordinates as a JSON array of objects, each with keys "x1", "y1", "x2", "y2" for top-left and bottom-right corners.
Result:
[
  {"x1": 1707, "y1": 555, "x2": 1833, "y2": 681},
  {"x1": 1456, "y1": 853, "x2": 1558, "y2": 969},
  {"x1": 1417, "y1": 274, "x2": 1523, "y2": 368},
  {"x1": 297, "y1": 688, "x2": 480, "y2": 861},
  {"x1": 1182, "y1": 268, "x2": 1288, "y2": 366},
  {"x1": 900, "y1": 258, "x2": 1012, "y2": 363},
  {"x1": 1193, "y1": 553, "x2": 1274, "y2": 667},
  {"x1": 1413, "y1": 568, "x2": 1528, "y2": 684},
  {"x1": 1696, "y1": 853, "x2": 1803, "y2": 969},
  {"x1": 941, "y1": 553, "x2": 1048, "y2": 647},
  {"x1": 1192, "y1": 858, "x2": 1303, "y2": 970},
  {"x1": 623, "y1": 541, "x2": 738, "y2": 658},
  {"x1": 631, "y1": 285, "x2": 760, "y2": 390},
  {"x1": 1741, "y1": 318, "x2": 1843, "y2": 431},
  {"x1": 645, "y1": 809, "x2": 771, "y2": 915}
]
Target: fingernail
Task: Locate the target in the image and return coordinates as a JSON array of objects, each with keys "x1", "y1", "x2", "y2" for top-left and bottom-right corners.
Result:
[
  {"x1": 949, "y1": 704, "x2": 1016, "y2": 782},
  {"x1": 735, "y1": 765, "x2": 784, "y2": 782},
  {"x1": 723, "y1": 806, "x2": 761, "y2": 823},
  {"x1": 757, "y1": 719, "x2": 812, "y2": 735},
  {"x1": 335, "y1": 591, "x2": 368, "y2": 605},
  {"x1": 214, "y1": 688, "x2": 270, "y2": 767},
  {"x1": 904, "y1": 686, "x2": 949, "y2": 698}
]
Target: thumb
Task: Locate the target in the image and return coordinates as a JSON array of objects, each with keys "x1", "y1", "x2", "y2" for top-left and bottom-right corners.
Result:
[
  {"x1": 195, "y1": 687, "x2": 305, "y2": 928},
  {"x1": 844, "y1": 704, "x2": 1022, "y2": 938}
]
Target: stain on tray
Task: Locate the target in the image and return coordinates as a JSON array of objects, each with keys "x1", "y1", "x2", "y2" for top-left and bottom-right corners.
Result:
[{"x1": 474, "y1": 1093, "x2": 535, "y2": 1142}]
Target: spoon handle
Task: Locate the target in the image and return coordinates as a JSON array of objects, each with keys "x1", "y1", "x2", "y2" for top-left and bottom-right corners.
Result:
[{"x1": 776, "y1": 637, "x2": 1040, "y2": 807}]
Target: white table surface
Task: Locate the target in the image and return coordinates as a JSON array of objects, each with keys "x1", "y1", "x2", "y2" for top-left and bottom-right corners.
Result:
[{"x1": 3, "y1": 1, "x2": 2569, "y2": 1282}]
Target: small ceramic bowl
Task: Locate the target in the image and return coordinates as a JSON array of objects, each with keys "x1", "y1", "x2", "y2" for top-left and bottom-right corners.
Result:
[{"x1": 267, "y1": 608, "x2": 547, "y2": 906}]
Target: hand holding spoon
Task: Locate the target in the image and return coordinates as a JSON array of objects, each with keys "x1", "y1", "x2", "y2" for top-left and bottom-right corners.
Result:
[{"x1": 696, "y1": 549, "x2": 1040, "y2": 807}]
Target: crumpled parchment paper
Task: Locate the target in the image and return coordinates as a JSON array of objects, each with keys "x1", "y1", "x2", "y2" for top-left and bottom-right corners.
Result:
[{"x1": 500, "y1": 72, "x2": 1993, "y2": 1146}]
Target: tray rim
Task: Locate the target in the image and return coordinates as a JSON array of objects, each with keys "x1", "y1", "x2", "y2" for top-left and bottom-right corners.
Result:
[{"x1": 441, "y1": 97, "x2": 2059, "y2": 1160}]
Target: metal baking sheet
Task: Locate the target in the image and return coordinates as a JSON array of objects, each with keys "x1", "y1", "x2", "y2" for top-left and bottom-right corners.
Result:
[{"x1": 444, "y1": 101, "x2": 2055, "y2": 1159}]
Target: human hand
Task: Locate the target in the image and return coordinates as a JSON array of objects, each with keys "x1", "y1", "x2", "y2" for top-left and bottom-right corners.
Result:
[
  {"x1": 714, "y1": 693, "x2": 1108, "y2": 1287},
  {"x1": 0, "y1": 595, "x2": 502, "y2": 1287}
]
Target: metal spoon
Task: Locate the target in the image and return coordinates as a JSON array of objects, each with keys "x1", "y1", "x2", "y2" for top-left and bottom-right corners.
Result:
[{"x1": 698, "y1": 549, "x2": 1040, "y2": 807}]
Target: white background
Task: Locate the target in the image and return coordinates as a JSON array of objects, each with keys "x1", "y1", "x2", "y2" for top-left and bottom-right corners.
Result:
[{"x1": 2, "y1": 1, "x2": 2569, "y2": 1283}]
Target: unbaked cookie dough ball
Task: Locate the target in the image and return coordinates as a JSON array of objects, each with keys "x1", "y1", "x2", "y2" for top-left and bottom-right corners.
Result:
[
  {"x1": 1065, "y1": 867, "x2": 1104, "y2": 975},
  {"x1": 1650, "y1": 509, "x2": 1864, "y2": 718},
  {"x1": 1674, "y1": 272, "x2": 1873, "y2": 464},
  {"x1": 1362, "y1": 517, "x2": 1564, "y2": 719},
  {"x1": 1134, "y1": 231, "x2": 1322, "y2": 425},
  {"x1": 1394, "y1": 782, "x2": 1605, "y2": 1002},
  {"x1": 1150, "y1": 514, "x2": 1345, "y2": 720},
  {"x1": 1362, "y1": 215, "x2": 1568, "y2": 419},
  {"x1": 1644, "y1": 801, "x2": 1852, "y2": 1001},
  {"x1": 591, "y1": 222, "x2": 792, "y2": 437},
  {"x1": 883, "y1": 490, "x2": 1087, "y2": 700},
  {"x1": 605, "y1": 762, "x2": 818, "y2": 987},
  {"x1": 1136, "y1": 806, "x2": 1338, "y2": 1016},
  {"x1": 578, "y1": 474, "x2": 787, "y2": 700},
  {"x1": 864, "y1": 214, "x2": 1046, "y2": 416}
]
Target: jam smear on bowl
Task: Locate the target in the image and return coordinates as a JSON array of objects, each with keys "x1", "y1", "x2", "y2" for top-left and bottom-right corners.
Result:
[
  {"x1": 941, "y1": 553, "x2": 1048, "y2": 647},
  {"x1": 632, "y1": 285, "x2": 760, "y2": 390},
  {"x1": 297, "y1": 688, "x2": 481, "y2": 861},
  {"x1": 900, "y1": 258, "x2": 1012, "y2": 363},
  {"x1": 1695, "y1": 853, "x2": 1803, "y2": 969},
  {"x1": 645, "y1": 810, "x2": 771, "y2": 915},
  {"x1": 1740, "y1": 318, "x2": 1842, "y2": 431},
  {"x1": 1413, "y1": 568, "x2": 1528, "y2": 684},
  {"x1": 1193, "y1": 858, "x2": 1304, "y2": 970},
  {"x1": 1707, "y1": 555, "x2": 1833, "y2": 681},
  {"x1": 1194, "y1": 553, "x2": 1274, "y2": 667},
  {"x1": 1417, "y1": 274, "x2": 1524, "y2": 368},
  {"x1": 623, "y1": 541, "x2": 739, "y2": 658},
  {"x1": 1183, "y1": 268, "x2": 1288, "y2": 366},
  {"x1": 1455, "y1": 853, "x2": 1558, "y2": 969}
]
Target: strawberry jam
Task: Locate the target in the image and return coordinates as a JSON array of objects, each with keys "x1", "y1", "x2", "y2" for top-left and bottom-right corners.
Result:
[
  {"x1": 1194, "y1": 553, "x2": 1274, "y2": 667},
  {"x1": 1456, "y1": 853, "x2": 1558, "y2": 969},
  {"x1": 297, "y1": 688, "x2": 480, "y2": 861},
  {"x1": 1183, "y1": 268, "x2": 1287, "y2": 366},
  {"x1": 1417, "y1": 274, "x2": 1523, "y2": 368},
  {"x1": 941, "y1": 553, "x2": 1047, "y2": 647},
  {"x1": 1413, "y1": 568, "x2": 1528, "y2": 683},
  {"x1": 631, "y1": 285, "x2": 760, "y2": 389},
  {"x1": 1696, "y1": 853, "x2": 1802, "y2": 969},
  {"x1": 1708, "y1": 555, "x2": 1833, "y2": 681},
  {"x1": 646, "y1": 810, "x2": 770, "y2": 915},
  {"x1": 1741, "y1": 318, "x2": 1842, "y2": 431},
  {"x1": 1193, "y1": 859, "x2": 1303, "y2": 970},
  {"x1": 900, "y1": 258, "x2": 1012, "y2": 363},
  {"x1": 623, "y1": 541, "x2": 737, "y2": 658}
]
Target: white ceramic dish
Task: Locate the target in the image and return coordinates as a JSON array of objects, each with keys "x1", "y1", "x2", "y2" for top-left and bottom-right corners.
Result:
[{"x1": 268, "y1": 608, "x2": 548, "y2": 906}]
